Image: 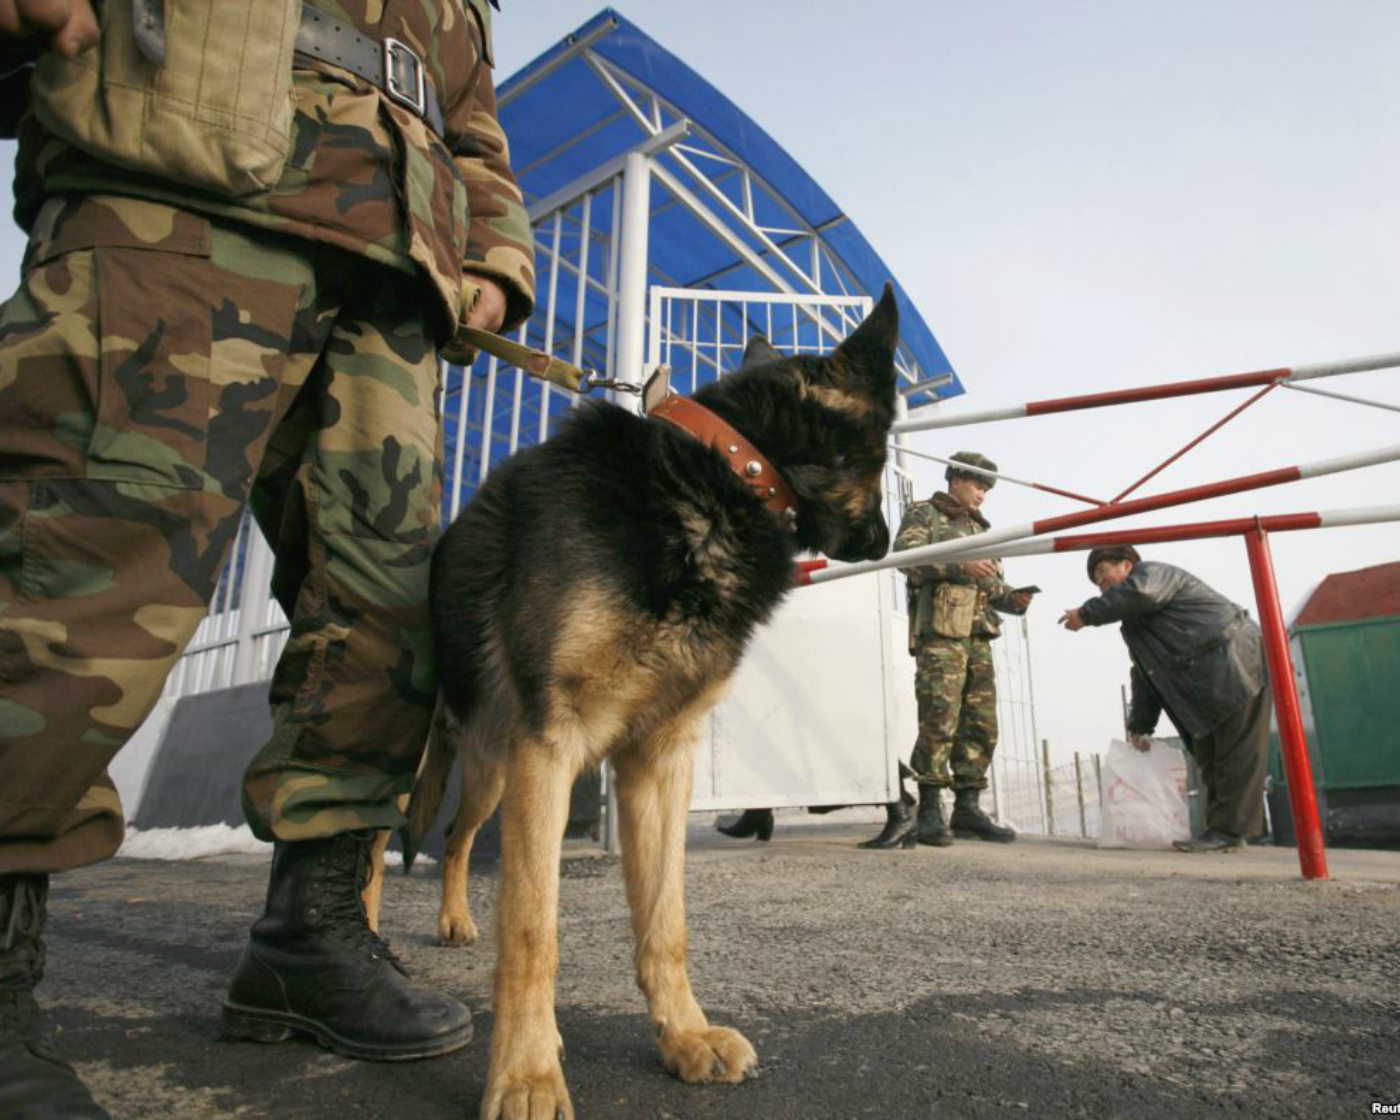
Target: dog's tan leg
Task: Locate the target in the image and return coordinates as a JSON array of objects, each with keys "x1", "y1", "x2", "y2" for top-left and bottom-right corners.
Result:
[
  {"x1": 481, "y1": 738, "x2": 576, "y2": 1120},
  {"x1": 363, "y1": 829, "x2": 391, "y2": 933},
  {"x1": 614, "y1": 737, "x2": 758, "y2": 1086},
  {"x1": 439, "y1": 751, "x2": 505, "y2": 947}
]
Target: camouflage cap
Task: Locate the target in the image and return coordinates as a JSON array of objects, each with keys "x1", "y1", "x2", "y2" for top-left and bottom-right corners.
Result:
[{"x1": 946, "y1": 450, "x2": 998, "y2": 488}]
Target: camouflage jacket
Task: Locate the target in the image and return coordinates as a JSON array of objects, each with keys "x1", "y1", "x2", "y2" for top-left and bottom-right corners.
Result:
[
  {"x1": 896, "y1": 491, "x2": 1024, "y2": 640},
  {"x1": 13, "y1": 0, "x2": 535, "y2": 341}
]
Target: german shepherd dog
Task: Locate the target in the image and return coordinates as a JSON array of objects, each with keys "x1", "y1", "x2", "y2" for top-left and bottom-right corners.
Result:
[{"x1": 376, "y1": 286, "x2": 899, "y2": 1118}]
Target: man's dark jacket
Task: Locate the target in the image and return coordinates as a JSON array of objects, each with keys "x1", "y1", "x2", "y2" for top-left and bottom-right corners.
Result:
[{"x1": 1077, "y1": 561, "x2": 1267, "y2": 740}]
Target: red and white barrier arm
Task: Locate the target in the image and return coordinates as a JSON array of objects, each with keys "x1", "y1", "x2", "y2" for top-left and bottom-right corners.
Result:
[
  {"x1": 938, "y1": 504, "x2": 1400, "y2": 563},
  {"x1": 799, "y1": 442, "x2": 1400, "y2": 585},
  {"x1": 892, "y1": 350, "x2": 1400, "y2": 435}
]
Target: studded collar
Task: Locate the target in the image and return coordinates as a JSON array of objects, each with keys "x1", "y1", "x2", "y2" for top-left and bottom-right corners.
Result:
[{"x1": 649, "y1": 395, "x2": 798, "y2": 529}]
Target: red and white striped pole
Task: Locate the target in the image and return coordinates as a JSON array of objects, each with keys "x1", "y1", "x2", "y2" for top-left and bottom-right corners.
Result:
[
  {"x1": 892, "y1": 350, "x2": 1400, "y2": 435},
  {"x1": 800, "y1": 443, "x2": 1400, "y2": 586},
  {"x1": 917, "y1": 504, "x2": 1400, "y2": 565}
]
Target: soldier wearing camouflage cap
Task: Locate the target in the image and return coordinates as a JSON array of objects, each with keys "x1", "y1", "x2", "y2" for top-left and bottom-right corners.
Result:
[
  {"x1": 0, "y1": 0, "x2": 534, "y2": 1112},
  {"x1": 859, "y1": 452, "x2": 1036, "y2": 850}
]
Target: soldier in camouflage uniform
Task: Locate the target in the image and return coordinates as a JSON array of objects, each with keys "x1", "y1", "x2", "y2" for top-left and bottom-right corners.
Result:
[
  {"x1": 860, "y1": 453, "x2": 1034, "y2": 850},
  {"x1": 0, "y1": 1, "x2": 534, "y2": 1112}
]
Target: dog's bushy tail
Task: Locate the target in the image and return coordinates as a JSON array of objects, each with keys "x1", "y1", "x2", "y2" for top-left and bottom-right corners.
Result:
[{"x1": 400, "y1": 699, "x2": 454, "y2": 875}]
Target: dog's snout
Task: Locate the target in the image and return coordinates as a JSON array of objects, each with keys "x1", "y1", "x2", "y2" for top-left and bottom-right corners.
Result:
[
  {"x1": 861, "y1": 519, "x2": 890, "y2": 560},
  {"x1": 828, "y1": 515, "x2": 889, "y2": 563}
]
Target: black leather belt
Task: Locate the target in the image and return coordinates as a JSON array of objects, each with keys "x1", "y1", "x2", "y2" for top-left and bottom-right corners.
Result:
[{"x1": 294, "y1": 4, "x2": 447, "y2": 138}]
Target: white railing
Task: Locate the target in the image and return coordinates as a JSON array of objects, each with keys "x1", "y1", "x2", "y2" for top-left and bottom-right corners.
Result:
[
  {"x1": 160, "y1": 513, "x2": 286, "y2": 700},
  {"x1": 647, "y1": 287, "x2": 872, "y2": 396}
]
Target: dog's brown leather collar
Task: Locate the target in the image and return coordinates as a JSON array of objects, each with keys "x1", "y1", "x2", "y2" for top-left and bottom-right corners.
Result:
[{"x1": 649, "y1": 395, "x2": 798, "y2": 529}]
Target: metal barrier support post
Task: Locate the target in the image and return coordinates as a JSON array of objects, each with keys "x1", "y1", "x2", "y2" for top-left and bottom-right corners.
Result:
[
  {"x1": 1041, "y1": 739, "x2": 1055, "y2": 837},
  {"x1": 1074, "y1": 752, "x2": 1088, "y2": 837},
  {"x1": 1243, "y1": 526, "x2": 1329, "y2": 880},
  {"x1": 1092, "y1": 753, "x2": 1103, "y2": 824}
]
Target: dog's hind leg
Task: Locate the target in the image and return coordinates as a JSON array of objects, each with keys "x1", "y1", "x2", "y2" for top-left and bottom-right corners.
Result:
[
  {"x1": 481, "y1": 736, "x2": 577, "y2": 1120},
  {"x1": 614, "y1": 727, "x2": 758, "y2": 1086},
  {"x1": 363, "y1": 828, "x2": 392, "y2": 933},
  {"x1": 438, "y1": 748, "x2": 505, "y2": 947}
]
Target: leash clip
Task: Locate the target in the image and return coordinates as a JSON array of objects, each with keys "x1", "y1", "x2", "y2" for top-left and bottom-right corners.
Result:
[{"x1": 580, "y1": 374, "x2": 643, "y2": 396}]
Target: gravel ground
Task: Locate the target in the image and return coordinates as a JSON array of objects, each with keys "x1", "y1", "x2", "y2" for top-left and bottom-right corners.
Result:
[{"x1": 35, "y1": 814, "x2": 1400, "y2": 1118}]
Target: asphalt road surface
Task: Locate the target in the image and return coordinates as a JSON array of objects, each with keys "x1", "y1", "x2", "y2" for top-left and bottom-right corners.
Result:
[{"x1": 36, "y1": 815, "x2": 1400, "y2": 1118}]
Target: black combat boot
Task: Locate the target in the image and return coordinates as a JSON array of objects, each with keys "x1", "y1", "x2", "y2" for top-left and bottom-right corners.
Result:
[
  {"x1": 715, "y1": 808, "x2": 774, "y2": 842},
  {"x1": 950, "y1": 787, "x2": 1016, "y2": 842},
  {"x1": 914, "y1": 786, "x2": 954, "y2": 847},
  {"x1": 0, "y1": 874, "x2": 110, "y2": 1119},
  {"x1": 222, "y1": 830, "x2": 472, "y2": 1060},
  {"x1": 858, "y1": 789, "x2": 916, "y2": 849}
]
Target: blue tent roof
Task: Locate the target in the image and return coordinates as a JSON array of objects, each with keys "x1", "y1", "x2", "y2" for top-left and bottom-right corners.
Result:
[{"x1": 495, "y1": 9, "x2": 963, "y2": 402}]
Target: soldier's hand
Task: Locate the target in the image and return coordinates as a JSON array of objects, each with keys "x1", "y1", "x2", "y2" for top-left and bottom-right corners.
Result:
[
  {"x1": 441, "y1": 273, "x2": 509, "y2": 365},
  {"x1": 1058, "y1": 608, "x2": 1085, "y2": 631},
  {"x1": 1129, "y1": 732, "x2": 1152, "y2": 752},
  {"x1": 0, "y1": 0, "x2": 98, "y2": 57},
  {"x1": 463, "y1": 271, "x2": 507, "y2": 333},
  {"x1": 961, "y1": 558, "x2": 997, "y2": 581}
]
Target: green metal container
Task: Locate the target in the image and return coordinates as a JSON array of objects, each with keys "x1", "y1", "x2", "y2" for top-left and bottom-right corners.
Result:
[{"x1": 1269, "y1": 614, "x2": 1400, "y2": 847}]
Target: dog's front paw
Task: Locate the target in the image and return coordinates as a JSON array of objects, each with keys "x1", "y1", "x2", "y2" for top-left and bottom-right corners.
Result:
[
  {"x1": 660, "y1": 1025, "x2": 757, "y2": 1085},
  {"x1": 480, "y1": 1067, "x2": 573, "y2": 1120},
  {"x1": 437, "y1": 909, "x2": 479, "y2": 947}
]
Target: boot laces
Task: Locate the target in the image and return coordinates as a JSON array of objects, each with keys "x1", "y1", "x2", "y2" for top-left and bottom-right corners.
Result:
[
  {"x1": 0, "y1": 988, "x2": 43, "y2": 1041},
  {"x1": 317, "y1": 841, "x2": 406, "y2": 974},
  {"x1": 0, "y1": 875, "x2": 46, "y2": 989}
]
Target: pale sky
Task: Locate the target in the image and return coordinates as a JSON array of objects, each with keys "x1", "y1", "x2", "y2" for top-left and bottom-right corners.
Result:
[
  {"x1": 491, "y1": 1, "x2": 1400, "y2": 765},
  {"x1": 3, "y1": 1, "x2": 1396, "y2": 767}
]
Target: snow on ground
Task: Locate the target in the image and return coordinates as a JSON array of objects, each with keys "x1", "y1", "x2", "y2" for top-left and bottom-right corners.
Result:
[{"x1": 119, "y1": 824, "x2": 431, "y2": 865}]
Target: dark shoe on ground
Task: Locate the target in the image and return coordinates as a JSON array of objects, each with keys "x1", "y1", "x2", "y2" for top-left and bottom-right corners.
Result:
[
  {"x1": 0, "y1": 874, "x2": 110, "y2": 1119},
  {"x1": 1172, "y1": 830, "x2": 1245, "y2": 853},
  {"x1": 915, "y1": 786, "x2": 954, "y2": 848},
  {"x1": 222, "y1": 831, "x2": 473, "y2": 1061},
  {"x1": 950, "y1": 787, "x2": 1016, "y2": 842},
  {"x1": 716, "y1": 808, "x2": 774, "y2": 842},
  {"x1": 858, "y1": 792, "x2": 916, "y2": 849}
]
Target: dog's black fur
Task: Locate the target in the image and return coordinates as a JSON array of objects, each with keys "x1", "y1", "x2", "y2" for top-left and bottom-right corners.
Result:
[
  {"x1": 430, "y1": 284, "x2": 900, "y2": 730},
  {"x1": 402, "y1": 286, "x2": 901, "y2": 1114}
]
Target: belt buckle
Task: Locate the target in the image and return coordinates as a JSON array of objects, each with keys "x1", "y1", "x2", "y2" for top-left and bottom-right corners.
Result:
[{"x1": 383, "y1": 37, "x2": 426, "y2": 118}]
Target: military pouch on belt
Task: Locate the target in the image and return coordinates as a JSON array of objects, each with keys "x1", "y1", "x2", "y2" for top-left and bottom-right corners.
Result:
[
  {"x1": 908, "y1": 581, "x2": 933, "y2": 654},
  {"x1": 930, "y1": 583, "x2": 978, "y2": 639},
  {"x1": 30, "y1": 0, "x2": 301, "y2": 195}
]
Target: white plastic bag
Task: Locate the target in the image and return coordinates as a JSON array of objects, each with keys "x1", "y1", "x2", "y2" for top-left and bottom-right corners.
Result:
[{"x1": 1097, "y1": 738, "x2": 1190, "y2": 849}]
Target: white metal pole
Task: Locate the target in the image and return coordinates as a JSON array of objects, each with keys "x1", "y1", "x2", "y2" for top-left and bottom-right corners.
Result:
[
  {"x1": 232, "y1": 523, "x2": 275, "y2": 686},
  {"x1": 477, "y1": 355, "x2": 499, "y2": 484},
  {"x1": 448, "y1": 358, "x2": 472, "y2": 520},
  {"x1": 614, "y1": 150, "x2": 652, "y2": 395},
  {"x1": 539, "y1": 211, "x2": 563, "y2": 442},
  {"x1": 892, "y1": 376, "x2": 912, "y2": 480},
  {"x1": 602, "y1": 150, "x2": 653, "y2": 854}
]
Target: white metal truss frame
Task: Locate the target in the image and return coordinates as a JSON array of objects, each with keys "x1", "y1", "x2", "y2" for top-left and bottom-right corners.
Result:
[
  {"x1": 646, "y1": 287, "x2": 873, "y2": 391},
  {"x1": 505, "y1": 36, "x2": 930, "y2": 393}
]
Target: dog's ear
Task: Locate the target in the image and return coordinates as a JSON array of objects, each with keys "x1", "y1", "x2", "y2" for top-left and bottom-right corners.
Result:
[
  {"x1": 741, "y1": 334, "x2": 784, "y2": 370},
  {"x1": 834, "y1": 283, "x2": 899, "y2": 388}
]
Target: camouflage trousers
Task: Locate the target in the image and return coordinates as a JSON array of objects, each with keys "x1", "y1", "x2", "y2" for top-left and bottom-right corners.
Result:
[
  {"x1": 907, "y1": 635, "x2": 998, "y2": 791},
  {"x1": 0, "y1": 196, "x2": 442, "y2": 875}
]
